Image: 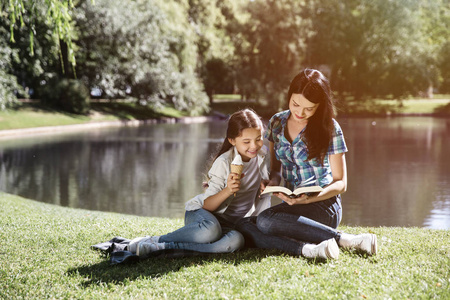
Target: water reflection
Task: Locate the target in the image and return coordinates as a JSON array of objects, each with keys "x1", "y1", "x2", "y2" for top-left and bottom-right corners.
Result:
[
  {"x1": 1, "y1": 117, "x2": 449, "y2": 229},
  {"x1": 0, "y1": 122, "x2": 227, "y2": 219},
  {"x1": 340, "y1": 117, "x2": 450, "y2": 229}
]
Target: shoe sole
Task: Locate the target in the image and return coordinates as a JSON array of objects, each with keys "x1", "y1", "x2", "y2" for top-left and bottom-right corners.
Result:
[
  {"x1": 136, "y1": 243, "x2": 142, "y2": 256},
  {"x1": 325, "y1": 239, "x2": 339, "y2": 259},
  {"x1": 370, "y1": 234, "x2": 377, "y2": 256}
]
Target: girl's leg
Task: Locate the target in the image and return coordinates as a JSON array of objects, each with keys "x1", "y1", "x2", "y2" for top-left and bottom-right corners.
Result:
[
  {"x1": 129, "y1": 208, "x2": 221, "y2": 253},
  {"x1": 163, "y1": 228, "x2": 245, "y2": 253},
  {"x1": 159, "y1": 208, "x2": 222, "y2": 244},
  {"x1": 256, "y1": 196, "x2": 342, "y2": 244}
]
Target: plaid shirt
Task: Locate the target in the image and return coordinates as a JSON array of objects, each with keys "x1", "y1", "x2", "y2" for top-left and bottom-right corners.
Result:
[{"x1": 265, "y1": 110, "x2": 348, "y2": 190}]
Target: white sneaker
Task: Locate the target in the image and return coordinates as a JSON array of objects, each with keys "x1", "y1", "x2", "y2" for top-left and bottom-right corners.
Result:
[
  {"x1": 136, "y1": 242, "x2": 165, "y2": 257},
  {"x1": 127, "y1": 236, "x2": 160, "y2": 253},
  {"x1": 339, "y1": 233, "x2": 377, "y2": 255},
  {"x1": 302, "y1": 238, "x2": 340, "y2": 259}
]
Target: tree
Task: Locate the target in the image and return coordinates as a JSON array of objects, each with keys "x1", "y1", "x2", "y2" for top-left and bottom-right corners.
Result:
[
  {"x1": 0, "y1": 28, "x2": 24, "y2": 109},
  {"x1": 228, "y1": 0, "x2": 309, "y2": 109},
  {"x1": 74, "y1": 0, "x2": 209, "y2": 115},
  {"x1": 186, "y1": 0, "x2": 237, "y2": 102},
  {"x1": 4, "y1": 0, "x2": 77, "y2": 68},
  {"x1": 303, "y1": 0, "x2": 449, "y2": 100}
]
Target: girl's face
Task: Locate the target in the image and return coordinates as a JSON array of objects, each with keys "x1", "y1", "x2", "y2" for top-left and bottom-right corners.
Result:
[
  {"x1": 228, "y1": 127, "x2": 263, "y2": 162},
  {"x1": 289, "y1": 93, "x2": 319, "y2": 122}
]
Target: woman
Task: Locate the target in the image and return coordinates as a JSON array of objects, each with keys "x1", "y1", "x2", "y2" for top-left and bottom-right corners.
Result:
[{"x1": 236, "y1": 69, "x2": 377, "y2": 258}]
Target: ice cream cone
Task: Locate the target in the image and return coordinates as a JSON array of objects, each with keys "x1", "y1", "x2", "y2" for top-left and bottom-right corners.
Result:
[
  {"x1": 230, "y1": 164, "x2": 244, "y2": 196},
  {"x1": 230, "y1": 164, "x2": 244, "y2": 177}
]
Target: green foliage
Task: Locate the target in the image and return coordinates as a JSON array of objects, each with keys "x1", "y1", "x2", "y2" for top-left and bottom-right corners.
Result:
[
  {"x1": 2, "y1": 0, "x2": 449, "y2": 113},
  {"x1": 0, "y1": 27, "x2": 23, "y2": 110},
  {"x1": 1, "y1": 1, "x2": 63, "y2": 103},
  {"x1": 74, "y1": 0, "x2": 209, "y2": 116},
  {"x1": 40, "y1": 77, "x2": 90, "y2": 114},
  {"x1": 304, "y1": 0, "x2": 449, "y2": 100},
  {"x1": 3, "y1": 0, "x2": 77, "y2": 67}
]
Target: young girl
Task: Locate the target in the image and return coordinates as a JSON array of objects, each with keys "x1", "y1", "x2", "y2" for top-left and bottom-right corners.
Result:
[
  {"x1": 236, "y1": 69, "x2": 377, "y2": 258},
  {"x1": 128, "y1": 108, "x2": 338, "y2": 259}
]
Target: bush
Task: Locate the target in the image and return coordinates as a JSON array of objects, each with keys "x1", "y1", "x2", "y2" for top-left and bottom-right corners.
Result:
[{"x1": 40, "y1": 78, "x2": 90, "y2": 114}]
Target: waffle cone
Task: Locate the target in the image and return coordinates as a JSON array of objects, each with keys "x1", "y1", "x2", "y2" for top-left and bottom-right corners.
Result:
[{"x1": 230, "y1": 164, "x2": 244, "y2": 175}]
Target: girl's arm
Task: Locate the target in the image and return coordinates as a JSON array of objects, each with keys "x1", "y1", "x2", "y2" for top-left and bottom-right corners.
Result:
[
  {"x1": 277, "y1": 153, "x2": 347, "y2": 205},
  {"x1": 203, "y1": 173, "x2": 242, "y2": 212}
]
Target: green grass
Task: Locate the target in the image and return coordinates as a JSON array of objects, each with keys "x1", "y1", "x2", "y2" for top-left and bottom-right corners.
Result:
[
  {"x1": 1, "y1": 192, "x2": 449, "y2": 299},
  {"x1": 0, "y1": 102, "x2": 188, "y2": 131}
]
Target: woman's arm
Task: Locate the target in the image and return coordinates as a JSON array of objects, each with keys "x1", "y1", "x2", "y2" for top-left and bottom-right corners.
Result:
[
  {"x1": 278, "y1": 153, "x2": 347, "y2": 205},
  {"x1": 203, "y1": 173, "x2": 242, "y2": 212},
  {"x1": 260, "y1": 141, "x2": 282, "y2": 193}
]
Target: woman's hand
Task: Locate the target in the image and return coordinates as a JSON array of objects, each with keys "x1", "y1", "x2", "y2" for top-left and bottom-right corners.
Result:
[{"x1": 273, "y1": 192, "x2": 312, "y2": 205}]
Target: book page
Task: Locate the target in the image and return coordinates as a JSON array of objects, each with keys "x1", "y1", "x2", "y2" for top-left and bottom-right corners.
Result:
[
  {"x1": 260, "y1": 186, "x2": 293, "y2": 195},
  {"x1": 292, "y1": 186, "x2": 323, "y2": 195}
]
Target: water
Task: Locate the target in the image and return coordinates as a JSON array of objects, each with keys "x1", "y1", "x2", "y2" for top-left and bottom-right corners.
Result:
[{"x1": 1, "y1": 117, "x2": 449, "y2": 229}]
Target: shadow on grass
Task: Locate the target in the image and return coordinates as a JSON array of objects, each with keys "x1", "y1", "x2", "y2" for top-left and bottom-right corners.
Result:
[
  {"x1": 67, "y1": 249, "x2": 331, "y2": 286},
  {"x1": 434, "y1": 102, "x2": 450, "y2": 115},
  {"x1": 13, "y1": 102, "x2": 89, "y2": 118},
  {"x1": 15, "y1": 101, "x2": 168, "y2": 120},
  {"x1": 90, "y1": 102, "x2": 162, "y2": 120}
]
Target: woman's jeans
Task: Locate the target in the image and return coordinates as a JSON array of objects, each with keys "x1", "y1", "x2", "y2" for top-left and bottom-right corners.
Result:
[
  {"x1": 235, "y1": 196, "x2": 342, "y2": 255},
  {"x1": 159, "y1": 208, "x2": 244, "y2": 253}
]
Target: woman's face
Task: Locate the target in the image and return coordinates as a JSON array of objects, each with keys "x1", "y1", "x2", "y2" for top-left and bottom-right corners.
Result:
[{"x1": 288, "y1": 93, "x2": 319, "y2": 122}]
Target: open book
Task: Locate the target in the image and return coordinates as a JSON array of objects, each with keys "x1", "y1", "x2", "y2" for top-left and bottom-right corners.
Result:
[{"x1": 261, "y1": 185, "x2": 323, "y2": 198}]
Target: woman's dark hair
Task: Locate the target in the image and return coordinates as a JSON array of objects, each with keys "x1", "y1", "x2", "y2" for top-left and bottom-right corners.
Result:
[
  {"x1": 213, "y1": 108, "x2": 263, "y2": 161},
  {"x1": 287, "y1": 68, "x2": 336, "y2": 164}
]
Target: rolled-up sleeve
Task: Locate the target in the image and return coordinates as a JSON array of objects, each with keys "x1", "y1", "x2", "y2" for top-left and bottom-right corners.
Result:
[{"x1": 185, "y1": 157, "x2": 229, "y2": 211}]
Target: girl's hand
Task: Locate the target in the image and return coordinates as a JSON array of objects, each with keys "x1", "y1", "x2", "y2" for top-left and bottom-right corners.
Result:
[
  {"x1": 226, "y1": 172, "x2": 244, "y2": 195},
  {"x1": 274, "y1": 192, "x2": 311, "y2": 205}
]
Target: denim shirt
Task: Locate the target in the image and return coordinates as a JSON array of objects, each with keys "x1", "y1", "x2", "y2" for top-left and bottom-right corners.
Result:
[{"x1": 185, "y1": 146, "x2": 271, "y2": 217}]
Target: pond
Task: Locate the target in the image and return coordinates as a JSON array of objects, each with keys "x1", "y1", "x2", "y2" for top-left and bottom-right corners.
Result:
[{"x1": 1, "y1": 117, "x2": 449, "y2": 229}]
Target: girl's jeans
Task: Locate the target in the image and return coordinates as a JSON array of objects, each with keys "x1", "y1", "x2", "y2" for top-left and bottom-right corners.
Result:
[
  {"x1": 235, "y1": 196, "x2": 342, "y2": 255},
  {"x1": 159, "y1": 208, "x2": 244, "y2": 253}
]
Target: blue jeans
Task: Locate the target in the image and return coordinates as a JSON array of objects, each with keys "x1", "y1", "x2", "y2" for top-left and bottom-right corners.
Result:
[
  {"x1": 159, "y1": 208, "x2": 244, "y2": 253},
  {"x1": 235, "y1": 196, "x2": 342, "y2": 255}
]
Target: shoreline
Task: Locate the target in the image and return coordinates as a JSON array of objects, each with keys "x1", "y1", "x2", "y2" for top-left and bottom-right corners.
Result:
[
  {"x1": 1, "y1": 111, "x2": 448, "y2": 140},
  {"x1": 0, "y1": 115, "x2": 223, "y2": 139}
]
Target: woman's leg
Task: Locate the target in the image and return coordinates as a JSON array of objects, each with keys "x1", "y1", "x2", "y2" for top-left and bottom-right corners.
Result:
[
  {"x1": 235, "y1": 217, "x2": 339, "y2": 259},
  {"x1": 257, "y1": 196, "x2": 377, "y2": 255},
  {"x1": 256, "y1": 196, "x2": 342, "y2": 244},
  {"x1": 236, "y1": 217, "x2": 303, "y2": 255},
  {"x1": 159, "y1": 208, "x2": 222, "y2": 244}
]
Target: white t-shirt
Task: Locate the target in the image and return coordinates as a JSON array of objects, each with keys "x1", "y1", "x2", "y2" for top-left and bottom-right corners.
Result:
[{"x1": 223, "y1": 157, "x2": 261, "y2": 222}]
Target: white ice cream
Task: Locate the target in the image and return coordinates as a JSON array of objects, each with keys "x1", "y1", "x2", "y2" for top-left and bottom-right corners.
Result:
[{"x1": 231, "y1": 154, "x2": 243, "y2": 165}]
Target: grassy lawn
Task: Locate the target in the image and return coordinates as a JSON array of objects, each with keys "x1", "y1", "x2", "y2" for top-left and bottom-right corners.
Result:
[
  {"x1": 0, "y1": 102, "x2": 188, "y2": 131},
  {"x1": 1, "y1": 192, "x2": 449, "y2": 299}
]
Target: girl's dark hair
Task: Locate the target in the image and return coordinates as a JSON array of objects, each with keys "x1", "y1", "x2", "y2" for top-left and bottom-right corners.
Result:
[
  {"x1": 213, "y1": 108, "x2": 263, "y2": 161},
  {"x1": 287, "y1": 68, "x2": 336, "y2": 164}
]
